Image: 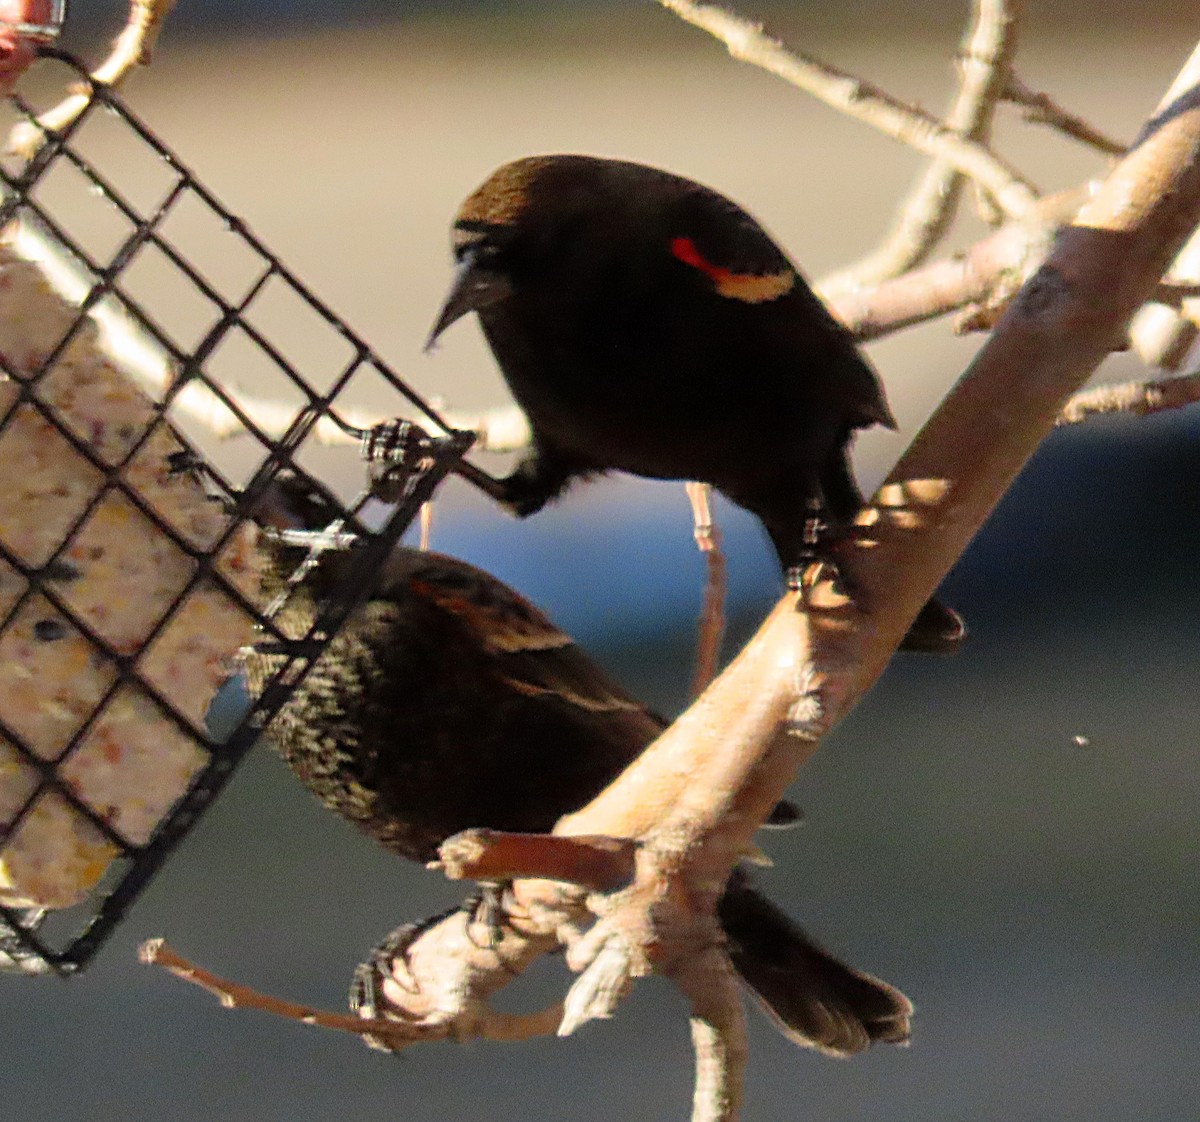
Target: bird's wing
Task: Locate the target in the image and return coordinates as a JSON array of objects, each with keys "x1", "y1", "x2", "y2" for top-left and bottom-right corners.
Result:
[
  {"x1": 394, "y1": 551, "x2": 659, "y2": 721},
  {"x1": 670, "y1": 181, "x2": 897, "y2": 430},
  {"x1": 666, "y1": 182, "x2": 799, "y2": 304}
]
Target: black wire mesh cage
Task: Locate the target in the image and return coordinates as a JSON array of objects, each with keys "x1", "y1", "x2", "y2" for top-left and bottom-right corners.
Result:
[{"x1": 0, "y1": 50, "x2": 473, "y2": 975}]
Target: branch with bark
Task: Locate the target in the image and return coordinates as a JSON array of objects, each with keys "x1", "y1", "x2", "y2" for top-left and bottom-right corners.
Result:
[
  {"x1": 7, "y1": 0, "x2": 177, "y2": 156},
  {"x1": 134, "y1": 5, "x2": 1200, "y2": 1120}
]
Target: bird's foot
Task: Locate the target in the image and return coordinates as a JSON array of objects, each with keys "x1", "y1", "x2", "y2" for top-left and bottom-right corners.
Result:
[
  {"x1": 463, "y1": 882, "x2": 517, "y2": 951},
  {"x1": 785, "y1": 499, "x2": 852, "y2": 591},
  {"x1": 785, "y1": 512, "x2": 966, "y2": 655},
  {"x1": 349, "y1": 904, "x2": 463, "y2": 1052}
]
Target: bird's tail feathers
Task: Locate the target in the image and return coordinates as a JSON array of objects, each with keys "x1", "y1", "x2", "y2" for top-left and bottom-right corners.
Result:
[{"x1": 719, "y1": 869, "x2": 911, "y2": 1057}]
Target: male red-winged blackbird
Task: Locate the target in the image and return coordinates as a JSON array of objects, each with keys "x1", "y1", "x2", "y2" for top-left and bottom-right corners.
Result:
[
  {"x1": 427, "y1": 154, "x2": 962, "y2": 651},
  {"x1": 245, "y1": 479, "x2": 911, "y2": 1056}
]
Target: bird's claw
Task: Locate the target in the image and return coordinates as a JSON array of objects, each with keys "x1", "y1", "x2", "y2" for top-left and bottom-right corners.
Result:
[
  {"x1": 349, "y1": 904, "x2": 462, "y2": 1052},
  {"x1": 361, "y1": 418, "x2": 441, "y2": 504},
  {"x1": 463, "y1": 883, "x2": 517, "y2": 952}
]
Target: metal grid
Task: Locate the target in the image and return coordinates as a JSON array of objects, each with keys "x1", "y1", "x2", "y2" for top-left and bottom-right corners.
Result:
[{"x1": 0, "y1": 50, "x2": 472, "y2": 974}]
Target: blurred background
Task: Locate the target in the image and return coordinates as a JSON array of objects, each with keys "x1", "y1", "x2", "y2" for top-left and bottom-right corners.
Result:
[{"x1": 3, "y1": 2, "x2": 1198, "y2": 1119}]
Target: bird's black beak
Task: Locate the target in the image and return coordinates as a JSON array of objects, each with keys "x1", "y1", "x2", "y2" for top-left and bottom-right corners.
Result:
[{"x1": 424, "y1": 247, "x2": 513, "y2": 352}]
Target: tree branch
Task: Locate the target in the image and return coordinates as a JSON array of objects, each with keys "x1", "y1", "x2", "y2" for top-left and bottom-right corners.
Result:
[
  {"x1": 435, "y1": 828, "x2": 638, "y2": 893},
  {"x1": 139, "y1": 936, "x2": 564, "y2": 1047},
  {"x1": 1127, "y1": 42, "x2": 1200, "y2": 370},
  {"x1": 139, "y1": 26, "x2": 1200, "y2": 1122},
  {"x1": 541, "y1": 44, "x2": 1200, "y2": 1116},
  {"x1": 1057, "y1": 364, "x2": 1200, "y2": 425},
  {"x1": 1004, "y1": 73, "x2": 1128, "y2": 156},
  {"x1": 655, "y1": 0, "x2": 1039, "y2": 220},
  {"x1": 8, "y1": 0, "x2": 178, "y2": 157},
  {"x1": 685, "y1": 482, "x2": 728, "y2": 697},
  {"x1": 681, "y1": 950, "x2": 749, "y2": 1122},
  {"x1": 829, "y1": 185, "x2": 1090, "y2": 338},
  {"x1": 824, "y1": 0, "x2": 1025, "y2": 298}
]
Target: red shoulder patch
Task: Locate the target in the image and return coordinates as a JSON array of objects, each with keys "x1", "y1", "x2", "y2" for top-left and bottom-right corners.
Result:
[
  {"x1": 670, "y1": 236, "x2": 725, "y2": 282},
  {"x1": 669, "y1": 236, "x2": 794, "y2": 304}
]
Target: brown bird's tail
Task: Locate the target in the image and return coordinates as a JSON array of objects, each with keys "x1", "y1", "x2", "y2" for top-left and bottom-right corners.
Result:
[{"x1": 719, "y1": 869, "x2": 912, "y2": 1056}]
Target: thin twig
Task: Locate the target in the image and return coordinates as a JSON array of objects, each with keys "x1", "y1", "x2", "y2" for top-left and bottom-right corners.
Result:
[
  {"x1": 825, "y1": 0, "x2": 1025, "y2": 297},
  {"x1": 656, "y1": 0, "x2": 1039, "y2": 220},
  {"x1": 1129, "y1": 225, "x2": 1200, "y2": 370},
  {"x1": 1004, "y1": 73, "x2": 1127, "y2": 156},
  {"x1": 829, "y1": 186, "x2": 1089, "y2": 339},
  {"x1": 1057, "y1": 365, "x2": 1200, "y2": 425},
  {"x1": 438, "y1": 401, "x2": 531, "y2": 451},
  {"x1": 686, "y1": 482, "x2": 727, "y2": 698},
  {"x1": 435, "y1": 828, "x2": 638, "y2": 892},
  {"x1": 418, "y1": 500, "x2": 434, "y2": 549},
  {"x1": 138, "y1": 937, "x2": 560, "y2": 1046},
  {"x1": 8, "y1": 0, "x2": 179, "y2": 157}
]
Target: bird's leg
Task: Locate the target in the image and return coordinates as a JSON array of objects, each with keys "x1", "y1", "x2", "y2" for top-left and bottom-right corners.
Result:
[
  {"x1": 451, "y1": 457, "x2": 514, "y2": 504},
  {"x1": 453, "y1": 446, "x2": 577, "y2": 518},
  {"x1": 462, "y1": 882, "x2": 517, "y2": 952},
  {"x1": 784, "y1": 497, "x2": 837, "y2": 592},
  {"x1": 778, "y1": 498, "x2": 966, "y2": 655},
  {"x1": 349, "y1": 904, "x2": 464, "y2": 1051}
]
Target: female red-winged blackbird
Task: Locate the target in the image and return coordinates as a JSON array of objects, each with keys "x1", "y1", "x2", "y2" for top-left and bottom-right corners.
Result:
[
  {"x1": 427, "y1": 154, "x2": 961, "y2": 651},
  {"x1": 246, "y1": 480, "x2": 911, "y2": 1056}
]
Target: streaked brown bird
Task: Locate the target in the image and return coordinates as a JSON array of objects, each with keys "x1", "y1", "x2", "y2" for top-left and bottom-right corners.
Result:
[
  {"x1": 246, "y1": 480, "x2": 911, "y2": 1056},
  {"x1": 428, "y1": 153, "x2": 962, "y2": 651}
]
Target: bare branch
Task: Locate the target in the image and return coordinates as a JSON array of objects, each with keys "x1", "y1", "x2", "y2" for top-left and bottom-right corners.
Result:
[
  {"x1": 825, "y1": 0, "x2": 1025, "y2": 298},
  {"x1": 680, "y1": 949, "x2": 749, "y2": 1122},
  {"x1": 559, "y1": 933, "x2": 637, "y2": 1036},
  {"x1": 1129, "y1": 225, "x2": 1200, "y2": 369},
  {"x1": 1128, "y1": 42, "x2": 1200, "y2": 369},
  {"x1": 656, "y1": 0, "x2": 1039, "y2": 220},
  {"x1": 435, "y1": 828, "x2": 638, "y2": 892},
  {"x1": 138, "y1": 937, "x2": 561, "y2": 1047},
  {"x1": 1004, "y1": 73, "x2": 1128, "y2": 156},
  {"x1": 439, "y1": 401, "x2": 531, "y2": 451},
  {"x1": 686, "y1": 482, "x2": 728, "y2": 697},
  {"x1": 140, "y1": 32, "x2": 1200, "y2": 1122},
  {"x1": 8, "y1": 0, "x2": 178, "y2": 157},
  {"x1": 1057, "y1": 365, "x2": 1200, "y2": 425},
  {"x1": 829, "y1": 186, "x2": 1090, "y2": 339},
  {"x1": 547, "y1": 49, "x2": 1200, "y2": 1100}
]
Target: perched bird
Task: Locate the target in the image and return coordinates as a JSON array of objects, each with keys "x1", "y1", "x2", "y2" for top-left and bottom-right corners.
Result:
[
  {"x1": 244, "y1": 479, "x2": 911, "y2": 1056},
  {"x1": 428, "y1": 154, "x2": 961, "y2": 650}
]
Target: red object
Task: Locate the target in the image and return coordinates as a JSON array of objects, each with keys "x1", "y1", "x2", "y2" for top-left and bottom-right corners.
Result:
[
  {"x1": 0, "y1": 0, "x2": 58, "y2": 92},
  {"x1": 669, "y1": 235, "x2": 733, "y2": 284}
]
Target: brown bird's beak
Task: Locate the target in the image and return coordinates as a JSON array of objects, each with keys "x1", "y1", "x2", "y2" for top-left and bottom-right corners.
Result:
[{"x1": 425, "y1": 248, "x2": 513, "y2": 352}]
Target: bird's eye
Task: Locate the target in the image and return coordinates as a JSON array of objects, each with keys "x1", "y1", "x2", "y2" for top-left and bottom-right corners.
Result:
[
  {"x1": 453, "y1": 221, "x2": 516, "y2": 263},
  {"x1": 452, "y1": 225, "x2": 483, "y2": 256}
]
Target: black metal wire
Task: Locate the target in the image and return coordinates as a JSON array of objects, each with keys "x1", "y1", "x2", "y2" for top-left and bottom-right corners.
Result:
[{"x1": 0, "y1": 52, "x2": 475, "y2": 974}]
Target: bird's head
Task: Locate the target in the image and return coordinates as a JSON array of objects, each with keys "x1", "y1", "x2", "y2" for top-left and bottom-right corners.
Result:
[
  {"x1": 424, "y1": 157, "x2": 557, "y2": 351},
  {"x1": 425, "y1": 153, "x2": 802, "y2": 353}
]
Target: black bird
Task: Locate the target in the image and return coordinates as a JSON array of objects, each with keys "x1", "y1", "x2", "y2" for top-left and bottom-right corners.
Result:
[
  {"x1": 245, "y1": 484, "x2": 911, "y2": 1056},
  {"x1": 427, "y1": 153, "x2": 961, "y2": 651}
]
